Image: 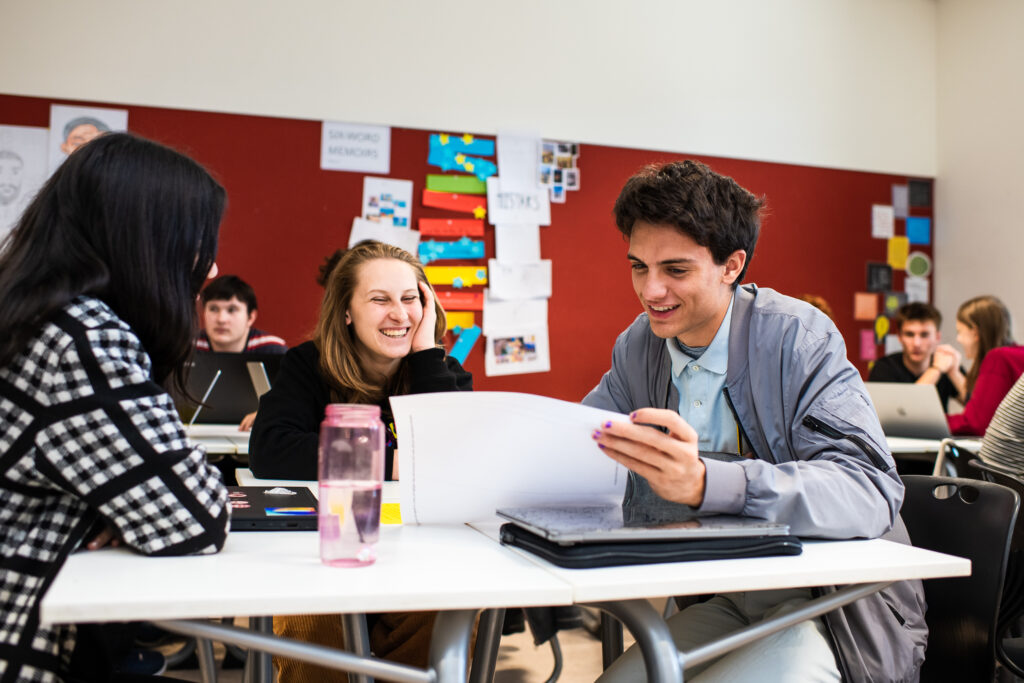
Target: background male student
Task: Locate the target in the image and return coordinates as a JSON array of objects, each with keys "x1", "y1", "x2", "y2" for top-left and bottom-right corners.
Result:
[
  {"x1": 868, "y1": 301, "x2": 963, "y2": 411},
  {"x1": 197, "y1": 274, "x2": 287, "y2": 354},
  {"x1": 584, "y1": 161, "x2": 926, "y2": 682}
]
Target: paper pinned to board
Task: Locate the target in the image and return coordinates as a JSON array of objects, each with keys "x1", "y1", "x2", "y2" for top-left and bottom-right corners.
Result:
[
  {"x1": 871, "y1": 205, "x2": 894, "y2": 239},
  {"x1": 348, "y1": 217, "x2": 420, "y2": 254},
  {"x1": 497, "y1": 130, "x2": 541, "y2": 192},
  {"x1": 488, "y1": 259, "x2": 552, "y2": 300},
  {"x1": 483, "y1": 289, "x2": 548, "y2": 336},
  {"x1": 495, "y1": 224, "x2": 542, "y2": 263},
  {"x1": 390, "y1": 392, "x2": 628, "y2": 524}
]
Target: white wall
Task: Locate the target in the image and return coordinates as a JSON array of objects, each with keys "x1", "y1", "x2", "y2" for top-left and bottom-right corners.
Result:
[
  {"x1": 935, "y1": 0, "x2": 1024, "y2": 344},
  {"x1": 0, "y1": 0, "x2": 937, "y2": 175}
]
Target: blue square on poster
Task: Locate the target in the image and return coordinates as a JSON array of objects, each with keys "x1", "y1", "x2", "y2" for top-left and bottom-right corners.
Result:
[{"x1": 906, "y1": 217, "x2": 931, "y2": 245}]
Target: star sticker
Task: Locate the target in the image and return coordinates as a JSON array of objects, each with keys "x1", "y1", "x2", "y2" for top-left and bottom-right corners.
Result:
[
  {"x1": 464, "y1": 162, "x2": 475, "y2": 172},
  {"x1": 439, "y1": 134, "x2": 449, "y2": 145},
  {"x1": 462, "y1": 134, "x2": 474, "y2": 144},
  {"x1": 472, "y1": 206, "x2": 487, "y2": 220},
  {"x1": 455, "y1": 153, "x2": 466, "y2": 164}
]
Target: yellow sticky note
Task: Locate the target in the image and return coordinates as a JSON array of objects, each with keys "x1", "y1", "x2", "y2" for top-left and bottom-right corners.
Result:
[
  {"x1": 424, "y1": 266, "x2": 488, "y2": 287},
  {"x1": 854, "y1": 292, "x2": 879, "y2": 321},
  {"x1": 446, "y1": 312, "x2": 475, "y2": 331},
  {"x1": 888, "y1": 236, "x2": 910, "y2": 270},
  {"x1": 380, "y1": 503, "x2": 402, "y2": 525}
]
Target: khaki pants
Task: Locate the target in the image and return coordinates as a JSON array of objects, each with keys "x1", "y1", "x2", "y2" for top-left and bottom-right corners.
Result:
[{"x1": 273, "y1": 611, "x2": 437, "y2": 682}]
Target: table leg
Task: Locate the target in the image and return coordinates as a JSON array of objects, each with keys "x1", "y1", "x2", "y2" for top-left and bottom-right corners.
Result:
[
  {"x1": 245, "y1": 616, "x2": 273, "y2": 683},
  {"x1": 589, "y1": 600, "x2": 683, "y2": 683},
  {"x1": 196, "y1": 635, "x2": 218, "y2": 683},
  {"x1": 429, "y1": 609, "x2": 478, "y2": 683},
  {"x1": 468, "y1": 608, "x2": 505, "y2": 683},
  {"x1": 340, "y1": 613, "x2": 373, "y2": 683},
  {"x1": 600, "y1": 613, "x2": 624, "y2": 670}
]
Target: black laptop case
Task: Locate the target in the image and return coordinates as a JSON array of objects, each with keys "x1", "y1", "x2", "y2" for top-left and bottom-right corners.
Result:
[{"x1": 499, "y1": 522, "x2": 802, "y2": 569}]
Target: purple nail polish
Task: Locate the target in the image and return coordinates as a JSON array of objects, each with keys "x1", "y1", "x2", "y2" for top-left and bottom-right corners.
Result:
[
  {"x1": 592, "y1": 430, "x2": 601, "y2": 439},
  {"x1": 630, "y1": 412, "x2": 637, "y2": 419},
  {"x1": 604, "y1": 421, "x2": 612, "y2": 429},
  {"x1": 598, "y1": 444, "x2": 606, "y2": 449}
]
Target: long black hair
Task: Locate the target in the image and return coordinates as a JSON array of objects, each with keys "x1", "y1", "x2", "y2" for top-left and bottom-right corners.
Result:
[{"x1": 0, "y1": 132, "x2": 225, "y2": 394}]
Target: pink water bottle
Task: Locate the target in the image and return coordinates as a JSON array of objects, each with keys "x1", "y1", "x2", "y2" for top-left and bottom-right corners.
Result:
[{"x1": 318, "y1": 404, "x2": 384, "y2": 567}]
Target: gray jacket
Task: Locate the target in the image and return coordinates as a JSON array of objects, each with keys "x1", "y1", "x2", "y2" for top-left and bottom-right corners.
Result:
[{"x1": 583, "y1": 284, "x2": 927, "y2": 683}]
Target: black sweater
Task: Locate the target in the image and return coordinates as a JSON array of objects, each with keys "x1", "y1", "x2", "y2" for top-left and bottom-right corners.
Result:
[{"x1": 249, "y1": 341, "x2": 472, "y2": 480}]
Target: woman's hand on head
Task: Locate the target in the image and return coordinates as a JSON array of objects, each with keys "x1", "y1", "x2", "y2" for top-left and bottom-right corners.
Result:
[{"x1": 410, "y1": 281, "x2": 437, "y2": 353}]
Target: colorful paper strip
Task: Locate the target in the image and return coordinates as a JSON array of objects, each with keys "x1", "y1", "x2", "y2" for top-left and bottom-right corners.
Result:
[
  {"x1": 419, "y1": 218, "x2": 485, "y2": 237},
  {"x1": 437, "y1": 290, "x2": 484, "y2": 311},
  {"x1": 425, "y1": 174, "x2": 487, "y2": 195}
]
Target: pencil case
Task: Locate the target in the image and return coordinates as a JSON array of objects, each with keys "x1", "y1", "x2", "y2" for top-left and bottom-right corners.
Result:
[{"x1": 498, "y1": 523, "x2": 803, "y2": 569}]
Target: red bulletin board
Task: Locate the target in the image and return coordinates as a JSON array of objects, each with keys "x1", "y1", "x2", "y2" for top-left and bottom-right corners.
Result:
[{"x1": 0, "y1": 93, "x2": 934, "y2": 401}]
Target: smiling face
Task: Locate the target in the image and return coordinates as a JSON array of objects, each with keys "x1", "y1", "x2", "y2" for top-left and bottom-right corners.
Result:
[
  {"x1": 0, "y1": 154, "x2": 23, "y2": 205},
  {"x1": 628, "y1": 221, "x2": 745, "y2": 346},
  {"x1": 60, "y1": 123, "x2": 102, "y2": 156},
  {"x1": 203, "y1": 296, "x2": 255, "y2": 352},
  {"x1": 346, "y1": 258, "x2": 423, "y2": 376}
]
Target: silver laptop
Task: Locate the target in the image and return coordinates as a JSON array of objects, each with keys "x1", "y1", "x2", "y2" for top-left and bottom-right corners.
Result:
[
  {"x1": 496, "y1": 505, "x2": 789, "y2": 545},
  {"x1": 865, "y1": 382, "x2": 951, "y2": 439}
]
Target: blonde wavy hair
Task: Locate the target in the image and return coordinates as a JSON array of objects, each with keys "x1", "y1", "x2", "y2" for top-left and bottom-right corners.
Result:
[{"x1": 314, "y1": 240, "x2": 447, "y2": 404}]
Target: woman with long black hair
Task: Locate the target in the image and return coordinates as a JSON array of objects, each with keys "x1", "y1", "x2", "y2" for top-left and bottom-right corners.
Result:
[{"x1": 0, "y1": 133, "x2": 230, "y2": 682}]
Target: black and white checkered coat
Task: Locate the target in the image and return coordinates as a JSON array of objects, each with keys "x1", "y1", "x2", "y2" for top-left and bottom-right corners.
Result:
[{"x1": 0, "y1": 297, "x2": 229, "y2": 683}]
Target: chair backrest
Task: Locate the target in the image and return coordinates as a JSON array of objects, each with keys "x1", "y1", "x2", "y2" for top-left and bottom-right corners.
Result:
[{"x1": 900, "y1": 475, "x2": 1019, "y2": 682}]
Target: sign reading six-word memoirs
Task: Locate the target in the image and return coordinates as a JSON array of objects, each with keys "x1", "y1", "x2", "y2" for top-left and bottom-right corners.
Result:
[{"x1": 320, "y1": 121, "x2": 391, "y2": 174}]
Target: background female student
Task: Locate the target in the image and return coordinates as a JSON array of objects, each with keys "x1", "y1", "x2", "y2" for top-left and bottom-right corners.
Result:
[
  {"x1": 942, "y1": 294, "x2": 1024, "y2": 435},
  {"x1": 0, "y1": 133, "x2": 230, "y2": 682},
  {"x1": 249, "y1": 239, "x2": 472, "y2": 679}
]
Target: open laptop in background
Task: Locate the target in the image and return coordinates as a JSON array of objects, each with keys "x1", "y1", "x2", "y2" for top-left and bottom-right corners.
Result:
[
  {"x1": 865, "y1": 382, "x2": 951, "y2": 439},
  {"x1": 496, "y1": 505, "x2": 790, "y2": 546},
  {"x1": 173, "y1": 351, "x2": 283, "y2": 424}
]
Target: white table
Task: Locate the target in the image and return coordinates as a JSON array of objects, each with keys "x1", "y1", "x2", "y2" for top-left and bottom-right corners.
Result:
[
  {"x1": 471, "y1": 522, "x2": 969, "y2": 681},
  {"x1": 42, "y1": 526, "x2": 571, "y2": 683},
  {"x1": 187, "y1": 424, "x2": 251, "y2": 456},
  {"x1": 887, "y1": 436, "x2": 983, "y2": 476}
]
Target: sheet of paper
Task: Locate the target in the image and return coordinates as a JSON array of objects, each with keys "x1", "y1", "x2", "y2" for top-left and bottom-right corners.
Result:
[
  {"x1": 445, "y1": 312, "x2": 475, "y2": 331},
  {"x1": 485, "y1": 326, "x2": 551, "y2": 377},
  {"x1": 425, "y1": 174, "x2": 486, "y2": 195},
  {"x1": 875, "y1": 316, "x2": 890, "y2": 344},
  {"x1": 486, "y1": 176, "x2": 551, "y2": 226},
  {"x1": 905, "y1": 276, "x2": 930, "y2": 304},
  {"x1": 884, "y1": 334, "x2": 902, "y2": 356},
  {"x1": 390, "y1": 392, "x2": 629, "y2": 524},
  {"x1": 908, "y1": 180, "x2": 931, "y2": 208},
  {"x1": 905, "y1": 216, "x2": 931, "y2": 245},
  {"x1": 494, "y1": 224, "x2": 541, "y2": 263},
  {"x1": 488, "y1": 259, "x2": 552, "y2": 300},
  {"x1": 892, "y1": 185, "x2": 909, "y2": 219},
  {"x1": 497, "y1": 130, "x2": 541, "y2": 192},
  {"x1": 449, "y1": 325, "x2": 482, "y2": 364},
  {"x1": 348, "y1": 217, "x2": 420, "y2": 254},
  {"x1": 424, "y1": 265, "x2": 488, "y2": 288},
  {"x1": 483, "y1": 290, "x2": 548, "y2": 336},
  {"x1": 887, "y1": 236, "x2": 910, "y2": 270},
  {"x1": 0, "y1": 125, "x2": 48, "y2": 240},
  {"x1": 362, "y1": 177, "x2": 412, "y2": 227},
  {"x1": 866, "y1": 263, "x2": 893, "y2": 292},
  {"x1": 860, "y1": 329, "x2": 878, "y2": 361},
  {"x1": 854, "y1": 292, "x2": 879, "y2": 321},
  {"x1": 49, "y1": 104, "x2": 128, "y2": 174},
  {"x1": 418, "y1": 218, "x2": 485, "y2": 237},
  {"x1": 871, "y1": 205, "x2": 895, "y2": 239},
  {"x1": 320, "y1": 121, "x2": 391, "y2": 174}
]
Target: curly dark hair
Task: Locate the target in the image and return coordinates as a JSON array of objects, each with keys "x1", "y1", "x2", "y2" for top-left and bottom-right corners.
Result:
[{"x1": 613, "y1": 160, "x2": 764, "y2": 286}]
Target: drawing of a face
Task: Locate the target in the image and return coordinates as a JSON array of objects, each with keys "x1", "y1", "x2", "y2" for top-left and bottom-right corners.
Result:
[
  {"x1": 61, "y1": 123, "x2": 103, "y2": 156},
  {"x1": 0, "y1": 152, "x2": 23, "y2": 206}
]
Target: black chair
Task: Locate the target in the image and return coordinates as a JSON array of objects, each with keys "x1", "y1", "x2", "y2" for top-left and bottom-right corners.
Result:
[
  {"x1": 968, "y1": 458, "x2": 1024, "y2": 677},
  {"x1": 900, "y1": 474, "x2": 1019, "y2": 682}
]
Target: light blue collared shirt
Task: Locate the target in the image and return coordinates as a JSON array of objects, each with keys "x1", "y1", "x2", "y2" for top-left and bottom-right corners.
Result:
[{"x1": 664, "y1": 295, "x2": 739, "y2": 454}]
